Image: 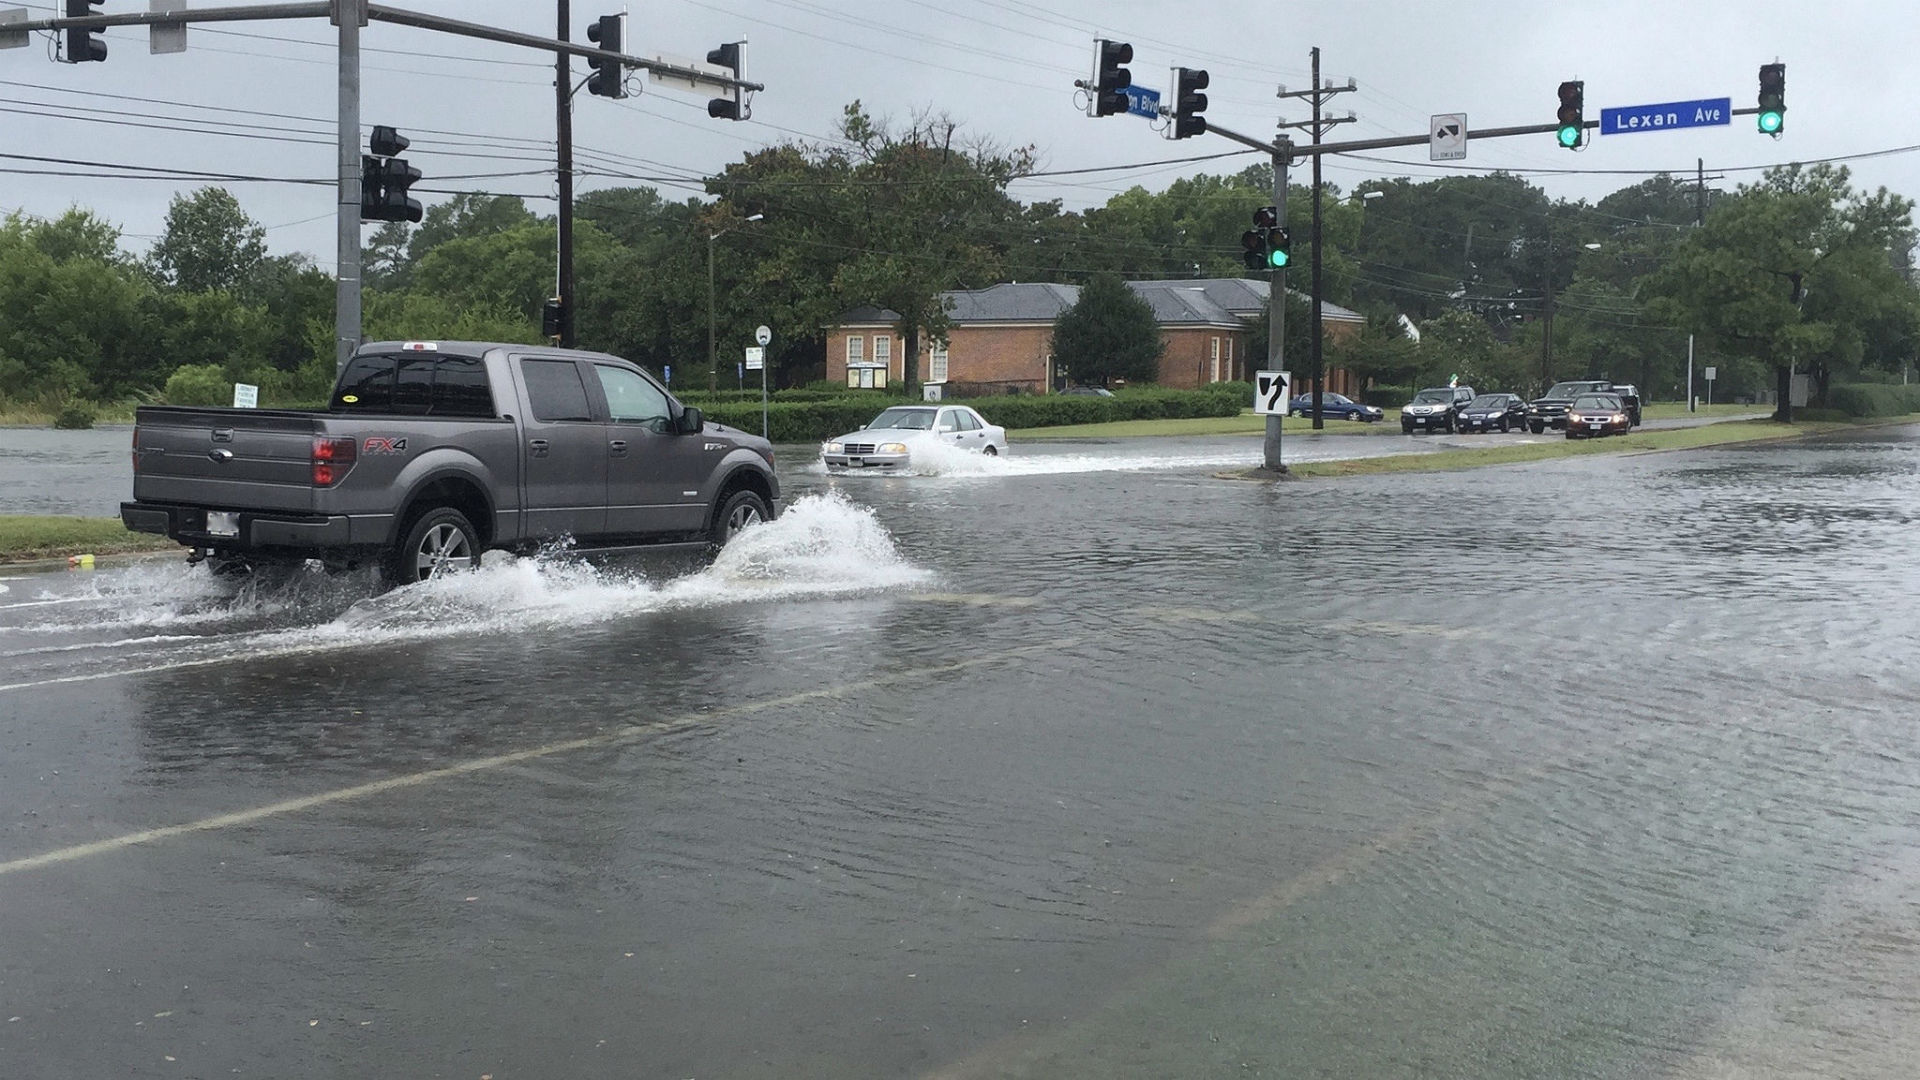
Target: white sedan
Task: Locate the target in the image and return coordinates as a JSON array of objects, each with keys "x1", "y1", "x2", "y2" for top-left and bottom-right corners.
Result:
[{"x1": 821, "y1": 405, "x2": 1008, "y2": 470}]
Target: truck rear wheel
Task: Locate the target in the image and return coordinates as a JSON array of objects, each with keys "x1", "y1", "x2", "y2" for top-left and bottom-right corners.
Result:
[{"x1": 385, "y1": 506, "x2": 479, "y2": 586}]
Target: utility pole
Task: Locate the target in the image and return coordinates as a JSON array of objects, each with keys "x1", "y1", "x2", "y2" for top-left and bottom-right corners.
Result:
[
  {"x1": 554, "y1": 0, "x2": 574, "y2": 348},
  {"x1": 1278, "y1": 51, "x2": 1354, "y2": 430},
  {"x1": 334, "y1": 0, "x2": 362, "y2": 374}
]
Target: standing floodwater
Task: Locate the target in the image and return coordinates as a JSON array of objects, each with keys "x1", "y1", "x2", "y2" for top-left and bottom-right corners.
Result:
[{"x1": 4, "y1": 427, "x2": 1920, "y2": 1079}]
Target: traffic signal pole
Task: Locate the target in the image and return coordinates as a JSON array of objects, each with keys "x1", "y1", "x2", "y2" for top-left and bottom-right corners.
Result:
[
  {"x1": 555, "y1": 0, "x2": 574, "y2": 348},
  {"x1": 1266, "y1": 143, "x2": 1288, "y2": 472},
  {"x1": 335, "y1": 0, "x2": 362, "y2": 374}
]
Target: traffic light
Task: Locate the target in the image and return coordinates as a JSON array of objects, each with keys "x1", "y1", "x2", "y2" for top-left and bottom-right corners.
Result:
[
  {"x1": 1170, "y1": 67, "x2": 1209, "y2": 139},
  {"x1": 1556, "y1": 81, "x2": 1584, "y2": 148},
  {"x1": 361, "y1": 126, "x2": 422, "y2": 224},
  {"x1": 1758, "y1": 62, "x2": 1786, "y2": 135},
  {"x1": 542, "y1": 298, "x2": 565, "y2": 340},
  {"x1": 707, "y1": 41, "x2": 745, "y2": 120},
  {"x1": 1267, "y1": 226, "x2": 1292, "y2": 269},
  {"x1": 1243, "y1": 207, "x2": 1290, "y2": 272},
  {"x1": 586, "y1": 14, "x2": 626, "y2": 99},
  {"x1": 1090, "y1": 39, "x2": 1132, "y2": 117},
  {"x1": 64, "y1": 0, "x2": 107, "y2": 63}
]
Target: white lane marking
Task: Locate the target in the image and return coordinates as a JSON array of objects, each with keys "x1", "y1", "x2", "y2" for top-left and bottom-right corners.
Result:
[
  {"x1": 0, "y1": 597, "x2": 91, "y2": 611},
  {"x1": 0, "y1": 638, "x2": 1080, "y2": 877}
]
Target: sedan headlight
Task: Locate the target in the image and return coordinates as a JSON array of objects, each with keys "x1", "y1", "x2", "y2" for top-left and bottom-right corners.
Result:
[
  {"x1": 823, "y1": 441, "x2": 843, "y2": 454},
  {"x1": 1613, "y1": 413, "x2": 1627, "y2": 423},
  {"x1": 879, "y1": 442, "x2": 908, "y2": 454}
]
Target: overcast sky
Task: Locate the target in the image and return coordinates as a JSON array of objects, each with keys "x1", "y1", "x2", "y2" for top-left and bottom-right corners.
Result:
[{"x1": 2, "y1": 0, "x2": 1911, "y2": 267}]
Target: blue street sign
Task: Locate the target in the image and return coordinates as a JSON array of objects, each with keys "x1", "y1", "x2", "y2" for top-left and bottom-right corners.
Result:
[
  {"x1": 1599, "y1": 97, "x2": 1731, "y2": 136},
  {"x1": 664, "y1": 364, "x2": 672, "y2": 384},
  {"x1": 1123, "y1": 85, "x2": 1160, "y2": 119}
]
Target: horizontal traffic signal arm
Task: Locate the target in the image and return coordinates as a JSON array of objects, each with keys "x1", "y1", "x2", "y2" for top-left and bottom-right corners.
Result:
[{"x1": 10, "y1": 3, "x2": 765, "y2": 95}]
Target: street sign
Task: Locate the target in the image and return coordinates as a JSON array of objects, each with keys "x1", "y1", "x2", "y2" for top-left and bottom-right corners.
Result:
[
  {"x1": 150, "y1": 0, "x2": 186, "y2": 54},
  {"x1": 744, "y1": 346, "x2": 764, "y2": 371},
  {"x1": 1253, "y1": 370, "x2": 1291, "y2": 415},
  {"x1": 1599, "y1": 97, "x2": 1731, "y2": 136},
  {"x1": 1430, "y1": 113, "x2": 1467, "y2": 161},
  {"x1": 754, "y1": 324, "x2": 772, "y2": 346},
  {"x1": 1703, "y1": 366, "x2": 1717, "y2": 381},
  {"x1": 232, "y1": 383, "x2": 258, "y2": 409},
  {"x1": 0, "y1": 8, "x2": 27, "y2": 51},
  {"x1": 663, "y1": 364, "x2": 672, "y2": 385},
  {"x1": 1123, "y1": 85, "x2": 1160, "y2": 119}
]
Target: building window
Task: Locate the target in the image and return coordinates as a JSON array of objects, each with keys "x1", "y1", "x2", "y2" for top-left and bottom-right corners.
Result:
[
  {"x1": 1210, "y1": 336, "x2": 1221, "y2": 383},
  {"x1": 874, "y1": 335, "x2": 892, "y2": 374},
  {"x1": 846, "y1": 335, "x2": 864, "y2": 366},
  {"x1": 1225, "y1": 337, "x2": 1234, "y2": 381},
  {"x1": 929, "y1": 343, "x2": 949, "y2": 383}
]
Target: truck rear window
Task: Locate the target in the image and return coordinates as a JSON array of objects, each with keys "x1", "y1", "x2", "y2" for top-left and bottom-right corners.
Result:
[{"x1": 332, "y1": 353, "x2": 496, "y2": 417}]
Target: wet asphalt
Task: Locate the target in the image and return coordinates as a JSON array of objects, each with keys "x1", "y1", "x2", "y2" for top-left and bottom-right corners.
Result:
[{"x1": 3, "y1": 422, "x2": 1919, "y2": 1078}]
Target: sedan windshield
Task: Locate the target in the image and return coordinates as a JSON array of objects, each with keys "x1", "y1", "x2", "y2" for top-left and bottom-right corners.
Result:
[
  {"x1": 1412, "y1": 390, "x2": 1454, "y2": 404},
  {"x1": 1572, "y1": 395, "x2": 1619, "y2": 410},
  {"x1": 868, "y1": 408, "x2": 936, "y2": 430},
  {"x1": 1466, "y1": 396, "x2": 1505, "y2": 410}
]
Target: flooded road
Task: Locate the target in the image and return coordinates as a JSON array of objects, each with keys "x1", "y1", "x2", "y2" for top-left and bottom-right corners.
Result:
[{"x1": 4, "y1": 425, "x2": 1920, "y2": 1078}]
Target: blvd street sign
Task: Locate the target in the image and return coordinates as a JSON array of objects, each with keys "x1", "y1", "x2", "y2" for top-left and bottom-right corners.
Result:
[
  {"x1": 1123, "y1": 85, "x2": 1160, "y2": 119},
  {"x1": 744, "y1": 346, "x2": 764, "y2": 371},
  {"x1": 1599, "y1": 97, "x2": 1731, "y2": 136},
  {"x1": 1430, "y1": 113, "x2": 1467, "y2": 161},
  {"x1": 1254, "y1": 370, "x2": 1291, "y2": 415}
]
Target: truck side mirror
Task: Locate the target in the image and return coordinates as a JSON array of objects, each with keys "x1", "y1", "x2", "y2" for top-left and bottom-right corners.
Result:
[{"x1": 676, "y1": 406, "x2": 704, "y2": 434}]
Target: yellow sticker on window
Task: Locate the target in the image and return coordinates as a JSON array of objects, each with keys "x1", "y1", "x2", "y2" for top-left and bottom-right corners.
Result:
[{"x1": 341, "y1": 394, "x2": 359, "y2": 403}]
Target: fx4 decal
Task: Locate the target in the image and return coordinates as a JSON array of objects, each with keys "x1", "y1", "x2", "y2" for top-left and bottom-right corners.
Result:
[{"x1": 364, "y1": 436, "x2": 409, "y2": 454}]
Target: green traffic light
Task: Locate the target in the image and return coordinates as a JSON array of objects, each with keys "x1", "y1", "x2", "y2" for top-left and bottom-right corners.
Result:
[
  {"x1": 1758, "y1": 110, "x2": 1783, "y2": 133},
  {"x1": 1557, "y1": 125, "x2": 1580, "y2": 148},
  {"x1": 1268, "y1": 249, "x2": 1289, "y2": 269}
]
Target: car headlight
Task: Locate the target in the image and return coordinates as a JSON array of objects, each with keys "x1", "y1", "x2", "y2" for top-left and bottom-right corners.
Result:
[
  {"x1": 823, "y1": 441, "x2": 842, "y2": 454},
  {"x1": 1613, "y1": 414, "x2": 1627, "y2": 423},
  {"x1": 879, "y1": 442, "x2": 908, "y2": 454}
]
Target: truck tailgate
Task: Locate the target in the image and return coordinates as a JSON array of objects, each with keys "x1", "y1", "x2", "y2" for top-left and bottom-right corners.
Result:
[{"x1": 133, "y1": 407, "x2": 320, "y2": 512}]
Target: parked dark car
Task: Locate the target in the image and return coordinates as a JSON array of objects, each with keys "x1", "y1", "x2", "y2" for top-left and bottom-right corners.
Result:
[
  {"x1": 1609, "y1": 383, "x2": 1644, "y2": 426},
  {"x1": 1526, "y1": 379, "x2": 1614, "y2": 434},
  {"x1": 1565, "y1": 393, "x2": 1632, "y2": 438},
  {"x1": 1454, "y1": 393, "x2": 1529, "y2": 433},
  {"x1": 1287, "y1": 391, "x2": 1384, "y2": 422},
  {"x1": 1400, "y1": 385, "x2": 1476, "y2": 434}
]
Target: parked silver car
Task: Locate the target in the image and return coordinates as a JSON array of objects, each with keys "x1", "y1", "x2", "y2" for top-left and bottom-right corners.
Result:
[{"x1": 821, "y1": 405, "x2": 1008, "y2": 470}]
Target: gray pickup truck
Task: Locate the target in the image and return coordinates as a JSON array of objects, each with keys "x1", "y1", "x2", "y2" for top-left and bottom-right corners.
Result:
[{"x1": 122, "y1": 341, "x2": 780, "y2": 585}]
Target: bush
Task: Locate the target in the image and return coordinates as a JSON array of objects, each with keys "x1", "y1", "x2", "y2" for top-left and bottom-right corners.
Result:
[
  {"x1": 52, "y1": 402, "x2": 96, "y2": 429},
  {"x1": 162, "y1": 363, "x2": 234, "y2": 407},
  {"x1": 696, "y1": 385, "x2": 1248, "y2": 443},
  {"x1": 1824, "y1": 383, "x2": 1920, "y2": 418},
  {"x1": 1362, "y1": 385, "x2": 1413, "y2": 408}
]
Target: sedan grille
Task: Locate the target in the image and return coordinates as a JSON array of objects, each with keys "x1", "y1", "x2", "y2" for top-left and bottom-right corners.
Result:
[{"x1": 844, "y1": 443, "x2": 877, "y2": 455}]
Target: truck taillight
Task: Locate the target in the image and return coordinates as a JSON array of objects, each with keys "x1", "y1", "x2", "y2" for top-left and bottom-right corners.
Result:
[
  {"x1": 312, "y1": 436, "x2": 357, "y2": 486},
  {"x1": 131, "y1": 427, "x2": 140, "y2": 471}
]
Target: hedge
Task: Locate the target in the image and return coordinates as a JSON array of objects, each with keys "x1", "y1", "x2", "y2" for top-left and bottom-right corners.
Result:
[
  {"x1": 1824, "y1": 383, "x2": 1920, "y2": 418},
  {"x1": 698, "y1": 384, "x2": 1248, "y2": 443}
]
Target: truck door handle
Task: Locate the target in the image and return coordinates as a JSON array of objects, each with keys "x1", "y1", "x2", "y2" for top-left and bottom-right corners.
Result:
[
  {"x1": 528, "y1": 438, "x2": 550, "y2": 458},
  {"x1": 608, "y1": 439, "x2": 629, "y2": 456}
]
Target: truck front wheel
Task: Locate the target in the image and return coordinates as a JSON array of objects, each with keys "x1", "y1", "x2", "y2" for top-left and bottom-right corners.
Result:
[
  {"x1": 710, "y1": 488, "x2": 771, "y2": 550},
  {"x1": 385, "y1": 506, "x2": 480, "y2": 586}
]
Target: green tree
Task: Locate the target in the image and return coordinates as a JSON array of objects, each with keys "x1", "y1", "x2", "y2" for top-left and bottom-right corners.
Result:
[
  {"x1": 149, "y1": 187, "x2": 267, "y2": 294},
  {"x1": 1050, "y1": 275, "x2": 1163, "y2": 386}
]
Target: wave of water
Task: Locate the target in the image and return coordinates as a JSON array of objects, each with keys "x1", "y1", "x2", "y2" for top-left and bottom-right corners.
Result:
[
  {"x1": 0, "y1": 493, "x2": 930, "y2": 684},
  {"x1": 811, "y1": 438, "x2": 1264, "y2": 478}
]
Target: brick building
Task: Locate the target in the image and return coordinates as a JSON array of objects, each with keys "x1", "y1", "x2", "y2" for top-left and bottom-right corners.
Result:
[{"x1": 825, "y1": 279, "x2": 1367, "y2": 394}]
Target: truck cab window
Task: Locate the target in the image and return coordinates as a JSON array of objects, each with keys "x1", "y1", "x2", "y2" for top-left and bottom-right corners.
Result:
[
  {"x1": 333, "y1": 355, "x2": 395, "y2": 411},
  {"x1": 521, "y1": 359, "x2": 594, "y2": 422},
  {"x1": 430, "y1": 356, "x2": 495, "y2": 417},
  {"x1": 594, "y1": 365, "x2": 672, "y2": 431},
  {"x1": 394, "y1": 355, "x2": 434, "y2": 414}
]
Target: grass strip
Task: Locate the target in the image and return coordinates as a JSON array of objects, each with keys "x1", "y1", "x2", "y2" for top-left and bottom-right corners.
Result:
[
  {"x1": 1278, "y1": 416, "x2": 1914, "y2": 480},
  {"x1": 0, "y1": 516, "x2": 177, "y2": 563}
]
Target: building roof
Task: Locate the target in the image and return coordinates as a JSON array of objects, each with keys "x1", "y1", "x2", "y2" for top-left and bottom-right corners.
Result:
[{"x1": 832, "y1": 278, "x2": 1365, "y2": 329}]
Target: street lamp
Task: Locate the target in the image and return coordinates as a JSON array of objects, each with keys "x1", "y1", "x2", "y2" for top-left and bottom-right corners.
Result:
[{"x1": 708, "y1": 213, "x2": 765, "y2": 392}]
